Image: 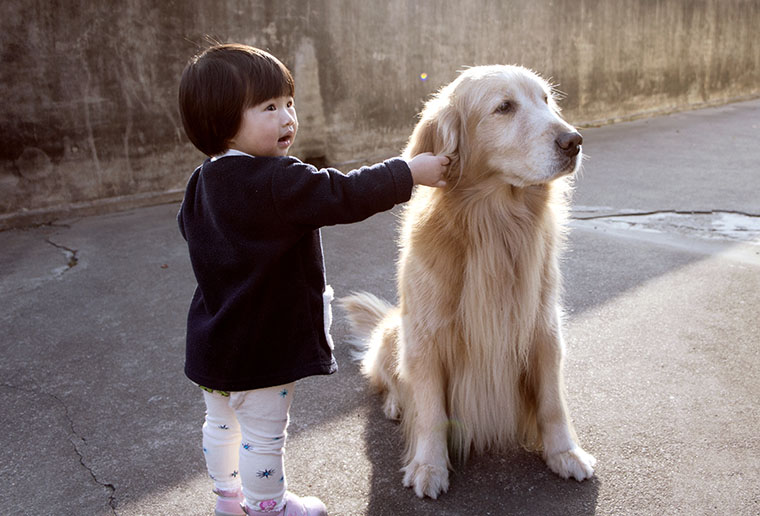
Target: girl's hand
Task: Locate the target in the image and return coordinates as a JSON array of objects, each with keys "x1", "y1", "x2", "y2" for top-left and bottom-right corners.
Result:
[{"x1": 406, "y1": 153, "x2": 449, "y2": 188}]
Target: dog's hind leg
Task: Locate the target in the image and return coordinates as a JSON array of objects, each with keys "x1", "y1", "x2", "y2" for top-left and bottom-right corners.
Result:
[
  {"x1": 340, "y1": 293, "x2": 403, "y2": 419},
  {"x1": 534, "y1": 309, "x2": 596, "y2": 481},
  {"x1": 362, "y1": 314, "x2": 404, "y2": 420}
]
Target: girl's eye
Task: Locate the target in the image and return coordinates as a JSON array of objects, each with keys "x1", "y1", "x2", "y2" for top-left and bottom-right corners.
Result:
[
  {"x1": 496, "y1": 100, "x2": 515, "y2": 114},
  {"x1": 287, "y1": 101, "x2": 294, "y2": 108},
  {"x1": 266, "y1": 104, "x2": 276, "y2": 111},
  {"x1": 544, "y1": 94, "x2": 549, "y2": 104}
]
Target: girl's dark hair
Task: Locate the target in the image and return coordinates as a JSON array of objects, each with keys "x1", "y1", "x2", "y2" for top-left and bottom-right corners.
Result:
[{"x1": 178, "y1": 44, "x2": 295, "y2": 156}]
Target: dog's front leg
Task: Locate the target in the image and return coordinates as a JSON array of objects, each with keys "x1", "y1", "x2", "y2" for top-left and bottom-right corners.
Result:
[
  {"x1": 535, "y1": 310, "x2": 596, "y2": 481},
  {"x1": 399, "y1": 329, "x2": 450, "y2": 498},
  {"x1": 401, "y1": 368, "x2": 450, "y2": 498}
]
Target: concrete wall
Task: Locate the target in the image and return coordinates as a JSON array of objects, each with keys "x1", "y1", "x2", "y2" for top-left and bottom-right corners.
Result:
[{"x1": 2, "y1": 0, "x2": 759, "y2": 228}]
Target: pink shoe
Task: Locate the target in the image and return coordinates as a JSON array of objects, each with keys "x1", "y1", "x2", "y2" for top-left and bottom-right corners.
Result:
[
  {"x1": 213, "y1": 488, "x2": 245, "y2": 516},
  {"x1": 242, "y1": 491, "x2": 327, "y2": 516}
]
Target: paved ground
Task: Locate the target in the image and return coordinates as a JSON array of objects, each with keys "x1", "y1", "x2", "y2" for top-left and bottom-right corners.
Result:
[{"x1": 1, "y1": 99, "x2": 759, "y2": 516}]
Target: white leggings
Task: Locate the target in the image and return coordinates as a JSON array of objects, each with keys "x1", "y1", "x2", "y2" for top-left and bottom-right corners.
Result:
[{"x1": 202, "y1": 383, "x2": 295, "y2": 511}]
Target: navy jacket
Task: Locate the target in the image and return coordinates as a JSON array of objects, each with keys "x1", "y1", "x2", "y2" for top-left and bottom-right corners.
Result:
[{"x1": 178, "y1": 155, "x2": 413, "y2": 391}]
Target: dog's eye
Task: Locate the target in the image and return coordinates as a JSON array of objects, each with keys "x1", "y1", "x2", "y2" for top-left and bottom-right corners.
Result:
[
  {"x1": 495, "y1": 100, "x2": 515, "y2": 114},
  {"x1": 543, "y1": 94, "x2": 549, "y2": 104}
]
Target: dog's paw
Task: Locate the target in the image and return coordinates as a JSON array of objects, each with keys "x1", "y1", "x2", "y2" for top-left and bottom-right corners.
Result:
[
  {"x1": 545, "y1": 446, "x2": 597, "y2": 481},
  {"x1": 401, "y1": 461, "x2": 449, "y2": 499}
]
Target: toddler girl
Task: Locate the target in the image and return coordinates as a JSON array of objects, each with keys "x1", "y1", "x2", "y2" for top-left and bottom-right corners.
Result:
[{"x1": 177, "y1": 44, "x2": 448, "y2": 516}]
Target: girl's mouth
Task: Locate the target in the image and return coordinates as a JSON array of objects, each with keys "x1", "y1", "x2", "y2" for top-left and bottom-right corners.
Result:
[{"x1": 278, "y1": 132, "x2": 294, "y2": 147}]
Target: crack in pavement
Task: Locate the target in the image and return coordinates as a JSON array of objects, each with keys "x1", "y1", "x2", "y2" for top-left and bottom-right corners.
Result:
[
  {"x1": 1, "y1": 383, "x2": 118, "y2": 515},
  {"x1": 44, "y1": 238, "x2": 79, "y2": 272},
  {"x1": 569, "y1": 208, "x2": 760, "y2": 264},
  {"x1": 57, "y1": 393, "x2": 118, "y2": 515},
  {"x1": 571, "y1": 208, "x2": 760, "y2": 244},
  {"x1": 571, "y1": 209, "x2": 760, "y2": 221}
]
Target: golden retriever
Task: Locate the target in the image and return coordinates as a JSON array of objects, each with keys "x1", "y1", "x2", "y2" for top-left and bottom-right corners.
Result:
[{"x1": 340, "y1": 65, "x2": 595, "y2": 499}]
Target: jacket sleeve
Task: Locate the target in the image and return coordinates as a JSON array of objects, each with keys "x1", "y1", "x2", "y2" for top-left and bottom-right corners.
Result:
[{"x1": 270, "y1": 157, "x2": 413, "y2": 228}]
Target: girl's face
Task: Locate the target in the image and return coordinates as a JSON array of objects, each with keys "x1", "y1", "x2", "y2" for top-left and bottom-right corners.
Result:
[{"x1": 228, "y1": 96, "x2": 298, "y2": 157}]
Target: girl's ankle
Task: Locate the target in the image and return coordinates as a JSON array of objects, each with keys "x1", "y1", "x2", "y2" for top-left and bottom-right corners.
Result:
[
  {"x1": 214, "y1": 487, "x2": 243, "y2": 497},
  {"x1": 213, "y1": 487, "x2": 245, "y2": 516}
]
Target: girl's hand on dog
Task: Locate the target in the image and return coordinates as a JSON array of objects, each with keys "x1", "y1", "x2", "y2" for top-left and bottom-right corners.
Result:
[{"x1": 407, "y1": 153, "x2": 449, "y2": 188}]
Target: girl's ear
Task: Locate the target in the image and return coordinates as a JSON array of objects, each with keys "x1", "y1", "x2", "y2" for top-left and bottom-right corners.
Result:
[{"x1": 403, "y1": 95, "x2": 461, "y2": 183}]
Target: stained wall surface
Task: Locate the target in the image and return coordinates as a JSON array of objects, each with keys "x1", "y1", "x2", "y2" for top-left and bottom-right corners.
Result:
[{"x1": 2, "y1": 0, "x2": 759, "y2": 227}]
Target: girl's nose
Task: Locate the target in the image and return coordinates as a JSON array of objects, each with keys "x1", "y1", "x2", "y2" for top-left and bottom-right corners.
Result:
[{"x1": 282, "y1": 109, "x2": 296, "y2": 126}]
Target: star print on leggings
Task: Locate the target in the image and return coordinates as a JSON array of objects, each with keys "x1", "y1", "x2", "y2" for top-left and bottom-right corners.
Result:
[{"x1": 257, "y1": 468, "x2": 275, "y2": 479}]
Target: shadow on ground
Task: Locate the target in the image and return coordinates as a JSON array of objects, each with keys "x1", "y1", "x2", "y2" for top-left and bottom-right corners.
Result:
[{"x1": 359, "y1": 395, "x2": 600, "y2": 516}]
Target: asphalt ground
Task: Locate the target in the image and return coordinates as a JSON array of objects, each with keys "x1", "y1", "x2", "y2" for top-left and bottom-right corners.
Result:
[{"x1": 1, "y1": 98, "x2": 759, "y2": 515}]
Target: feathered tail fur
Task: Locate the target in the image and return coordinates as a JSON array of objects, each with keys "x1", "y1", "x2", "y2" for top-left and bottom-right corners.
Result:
[
  {"x1": 339, "y1": 292, "x2": 405, "y2": 420},
  {"x1": 339, "y1": 291, "x2": 393, "y2": 357}
]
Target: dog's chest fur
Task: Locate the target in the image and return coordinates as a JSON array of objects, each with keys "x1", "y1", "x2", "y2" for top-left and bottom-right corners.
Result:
[{"x1": 400, "y1": 183, "x2": 565, "y2": 455}]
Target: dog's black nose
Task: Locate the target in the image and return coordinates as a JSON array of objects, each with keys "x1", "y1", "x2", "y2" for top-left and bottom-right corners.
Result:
[{"x1": 555, "y1": 132, "x2": 583, "y2": 157}]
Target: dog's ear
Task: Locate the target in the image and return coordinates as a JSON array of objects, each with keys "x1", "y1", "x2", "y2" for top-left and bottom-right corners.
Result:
[{"x1": 403, "y1": 95, "x2": 462, "y2": 182}]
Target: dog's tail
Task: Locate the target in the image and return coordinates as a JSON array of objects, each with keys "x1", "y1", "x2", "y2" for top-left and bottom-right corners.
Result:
[{"x1": 339, "y1": 291, "x2": 393, "y2": 359}]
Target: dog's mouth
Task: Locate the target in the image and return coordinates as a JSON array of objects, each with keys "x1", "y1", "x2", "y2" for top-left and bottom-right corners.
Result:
[
  {"x1": 565, "y1": 150, "x2": 581, "y2": 169},
  {"x1": 552, "y1": 150, "x2": 582, "y2": 178}
]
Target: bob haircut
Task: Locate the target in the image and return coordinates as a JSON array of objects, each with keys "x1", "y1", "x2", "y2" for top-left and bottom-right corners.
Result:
[{"x1": 179, "y1": 44, "x2": 295, "y2": 157}]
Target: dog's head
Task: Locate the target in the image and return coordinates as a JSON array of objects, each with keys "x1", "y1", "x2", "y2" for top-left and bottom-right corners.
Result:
[{"x1": 404, "y1": 65, "x2": 582, "y2": 188}]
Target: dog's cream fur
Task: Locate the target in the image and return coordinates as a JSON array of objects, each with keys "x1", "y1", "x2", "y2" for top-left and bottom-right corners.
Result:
[{"x1": 341, "y1": 65, "x2": 596, "y2": 499}]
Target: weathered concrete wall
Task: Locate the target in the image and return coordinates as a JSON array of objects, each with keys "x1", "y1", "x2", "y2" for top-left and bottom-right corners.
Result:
[{"x1": 2, "y1": 0, "x2": 759, "y2": 228}]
